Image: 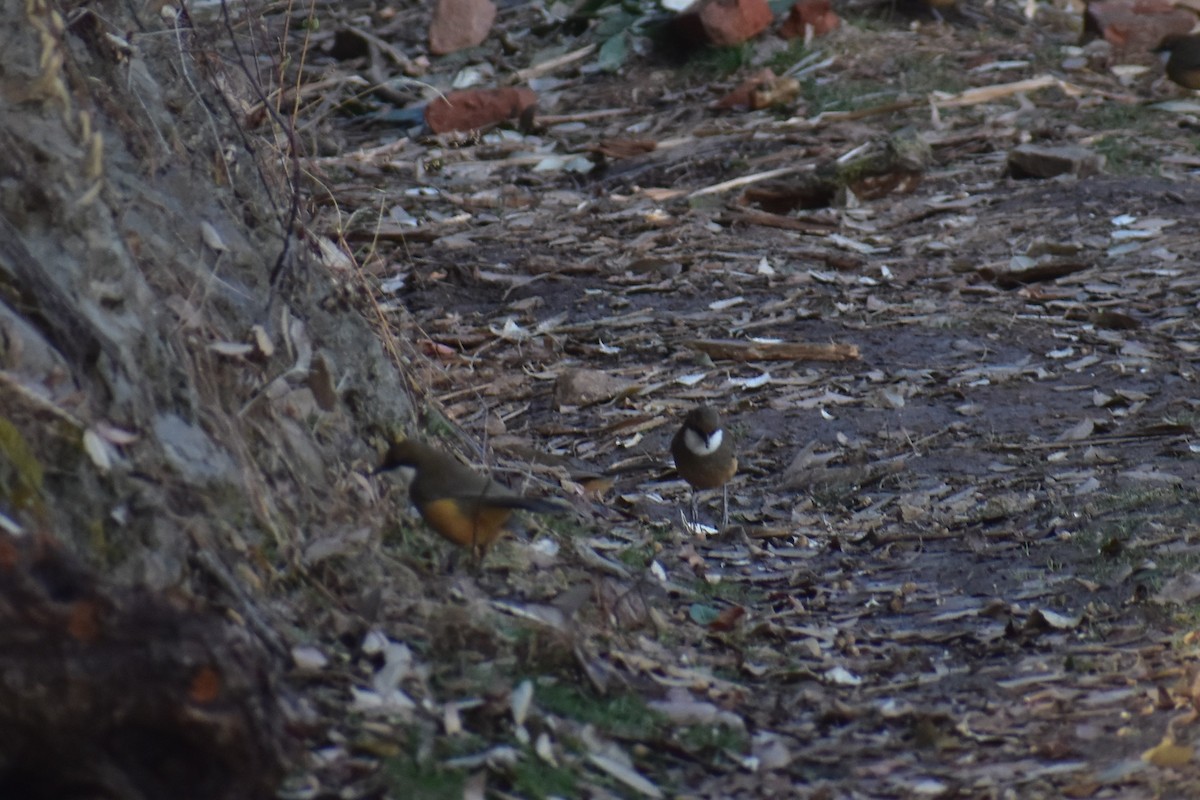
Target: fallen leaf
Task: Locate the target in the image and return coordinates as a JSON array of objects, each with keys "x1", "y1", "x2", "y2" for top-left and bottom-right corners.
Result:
[
  {"x1": 587, "y1": 753, "x2": 663, "y2": 798},
  {"x1": 1142, "y1": 737, "x2": 1193, "y2": 768}
]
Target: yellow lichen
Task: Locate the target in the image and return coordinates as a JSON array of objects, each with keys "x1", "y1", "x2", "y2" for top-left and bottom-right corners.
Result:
[{"x1": 0, "y1": 418, "x2": 44, "y2": 510}]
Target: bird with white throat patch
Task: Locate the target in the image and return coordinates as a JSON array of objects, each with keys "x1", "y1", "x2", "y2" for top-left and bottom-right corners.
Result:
[{"x1": 670, "y1": 406, "x2": 737, "y2": 529}]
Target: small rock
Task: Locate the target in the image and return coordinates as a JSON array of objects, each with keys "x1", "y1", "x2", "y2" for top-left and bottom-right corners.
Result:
[
  {"x1": 553, "y1": 368, "x2": 633, "y2": 408},
  {"x1": 153, "y1": 412, "x2": 238, "y2": 483},
  {"x1": 1008, "y1": 144, "x2": 1105, "y2": 179},
  {"x1": 429, "y1": 0, "x2": 496, "y2": 56},
  {"x1": 291, "y1": 645, "x2": 329, "y2": 671},
  {"x1": 751, "y1": 731, "x2": 794, "y2": 770},
  {"x1": 1153, "y1": 572, "x2": 1200, "y2": 605},
  {"x1": 1081, "y1": 0, "x2": 1195, "y2": 58}
]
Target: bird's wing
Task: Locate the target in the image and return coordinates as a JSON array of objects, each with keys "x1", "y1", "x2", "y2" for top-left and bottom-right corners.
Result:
[{"x1": 446, "y1": 486, "x2": 563, "y2": 514}]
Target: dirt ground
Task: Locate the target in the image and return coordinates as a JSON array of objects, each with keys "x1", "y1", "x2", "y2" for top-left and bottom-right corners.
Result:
[{"x1": 291, "y1": 3, "x2": 1200, "y2": 799}]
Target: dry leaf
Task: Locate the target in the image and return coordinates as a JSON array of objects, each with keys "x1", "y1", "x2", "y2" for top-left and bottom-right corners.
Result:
[
  {"x1": 1142, "y1": 737, "x2": 1193, "y2": 768},
  {"x1": 586, "y1": 753, "x2": 663, "y2": 798},
  {"x1": 511, "y1": 679, "x2": 534, "y2": 728},
  {"x1": 81, "y1": 428, "x2": 112, "y2": 472},
  {"x1": 200, "y1": 220, "x2": 227, "y2": 252}
]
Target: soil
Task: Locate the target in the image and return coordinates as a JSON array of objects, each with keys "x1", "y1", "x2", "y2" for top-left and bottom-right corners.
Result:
[
  {"x1": 300, "y1": 6, "x2": 1200, "y2": 798},
  {"x1": 4, "y1": 0, "x2": 1200, "y2": 797}
]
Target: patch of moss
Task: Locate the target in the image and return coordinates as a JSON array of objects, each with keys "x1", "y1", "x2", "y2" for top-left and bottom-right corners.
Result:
[
  {"x1": 618, "y1": 543, "x2": 656, "y2": 569},
  {"x1": 539, "y1": 513, "x2": 587, "y2": 541},
  {"x1": 86, "y1": 518, "x2": 107, "y2": 558},
  {"x1": 508, "y1": 621, "x2": 577, "y2": 674},
  {"x1": 0, "y1": 418, "x2": 44, "y2": 511},
  {"x1": 1092, "y1": 135, "x2": 1157, "y2": 176},
  {"x1": 766, "y1": 39, "x2": 810, "y2": 74},
  {"x1": 803, "y1": 77, "x2": 898, "y2": 115},
  {"x1": 691, "y1": 578, "x2": 759, "y2": 605},
  {"x1": 678, "y1": 722, "x2": 749, "y2": 755},
  {"x1": 422, "y1": 409, "x2": 458, "y2": 438},
  {"x1": 646, "y1": 522, "x2": 675, "y2": 543},
  {"x1": 535, "y1": 681, "x2": 666, "y2": 740},
  {"x1": 1171, "y1": 606, "x2": 1200, "y2": 643},
  {"x1": 1072, "y1": 486, "x2": 1200, "y2": 586},
  {"x1": 692, "y1": 42, "x2": 755, "y2": 77},
  {"x1": 381, "y1": 733, "x2": 479, "y2": 800},
  {"x1": 891, "y1": 51, "x2": 969, "y2": 96},
  {"x1": 382, "y1": 759, "x2": 466, "y2": 800},
  {"x1": 845, "y1": 15, "x2": 893, "y2": 33},
  {"x1": 510, "y1": 757, "x2": 579, "y2": 800},
  {"x1": 1080, "y1": 103, "x2": 1145, "y2": 132},
  {"x1": 1094, "y1": 486, "x2": 1186, "y2": 515},
  {"x1": 687, "y1": 193, "x2": 727, "y2": 212},
  {"x1": 1070, "y1": 652, "x2": 1111, "y2": 674},
  {"x1": 380, "y1": 518, "x2": 442, "y2": 564}
]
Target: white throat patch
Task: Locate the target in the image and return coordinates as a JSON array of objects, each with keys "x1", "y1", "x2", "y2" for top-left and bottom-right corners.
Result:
[{"x1": 684, "y1": 427, "x2": 723, "y2": 456}]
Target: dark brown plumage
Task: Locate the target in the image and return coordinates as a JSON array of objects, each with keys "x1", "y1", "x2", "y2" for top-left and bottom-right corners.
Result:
[
  {"x1": 375, "y1": 438, "x2": 557, "y2": 558},
  {"x1": 670, "y1": 407, "x2": 737, "y2": 528},
  {"x1": 1158, "y1": 34, "x2": 1200, "y2": 91}
]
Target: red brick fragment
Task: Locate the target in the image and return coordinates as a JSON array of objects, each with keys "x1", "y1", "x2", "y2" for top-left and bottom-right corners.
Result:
[
  {"x1": 680, "y1": 0, "x2": 774, "y2": 47},
  {"x1": 425, "y1": 88, "x2": 537, "y2": 134},
  {"x1": 780, "y1": 0, "x2": 840, "y2": 39}
]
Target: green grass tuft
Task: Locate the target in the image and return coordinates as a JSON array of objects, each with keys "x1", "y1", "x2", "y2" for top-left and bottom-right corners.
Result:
[
  {"x1": 691, "y1": 42, "x2": 755, "y2": 77},
  {"x1": 383, "y1": 739, "x2": 472, "y2": 800},
  {"x1": 536, "y1": 682, "x2": 666, "y2": 739},
  {"x1": 510, "y1": 757, "x2": 580, "y2": 799}
]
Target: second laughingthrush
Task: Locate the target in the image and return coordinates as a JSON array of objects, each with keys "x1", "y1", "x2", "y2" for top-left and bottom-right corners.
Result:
[{"x1": 670, "y1": 406, "x2": 737, "y2": 528}]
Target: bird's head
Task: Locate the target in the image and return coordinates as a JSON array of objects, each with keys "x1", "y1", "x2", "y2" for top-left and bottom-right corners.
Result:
[{"x1": 374, "y1": 436, "x2": 429, "y2": 475}]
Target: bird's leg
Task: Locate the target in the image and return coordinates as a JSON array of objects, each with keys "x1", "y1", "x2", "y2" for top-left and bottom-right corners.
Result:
[
  {"x1": 721, "y1": 484, "x2": 729, "y2": 529},
  {"x1": 468, "y1": 547, "x2": 485, "y2": 574},
  {"x1": 690, "y1": 491, "x2": 699, "y2": 526},
  {"x1": 469, "y1": 521, "x2": 488, "y2": 572}
]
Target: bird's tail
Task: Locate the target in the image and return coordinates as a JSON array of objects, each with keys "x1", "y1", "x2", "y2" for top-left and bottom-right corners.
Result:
[{"x1": 486, "y1": 496, "x2": 566, "y2": 514}]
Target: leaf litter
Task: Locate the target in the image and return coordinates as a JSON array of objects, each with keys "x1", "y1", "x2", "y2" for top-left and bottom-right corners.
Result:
[{"x1": 282, "y1": 0, "x2": 1200, "y2": 797}]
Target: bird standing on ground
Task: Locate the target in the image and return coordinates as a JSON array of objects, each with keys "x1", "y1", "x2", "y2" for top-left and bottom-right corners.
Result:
[
  {"x1": 670, "y1": 406, "x2": 737, "y2": 529},
  {"x1": 1157, "y1": 34, "x2": 1200, "y2": 90},
  {"x1": 375, "y1": 438, "x2": 558, "y2": 559}
]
